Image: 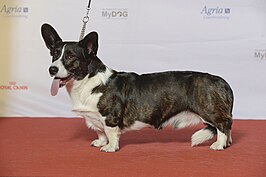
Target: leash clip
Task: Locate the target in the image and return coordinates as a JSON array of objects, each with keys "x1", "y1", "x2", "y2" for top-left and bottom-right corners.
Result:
[
  {"x1": 79, "y1": 0, "x2": 92, "y2": 40},
  {"x1": 83, "y1": 16, "x2": 89, "y2": 23}
]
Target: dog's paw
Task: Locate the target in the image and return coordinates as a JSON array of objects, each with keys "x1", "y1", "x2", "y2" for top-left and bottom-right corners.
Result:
[
  {"x1": 90, "y1": 139, "x2": 107, "y2": 147},
  {"x1": 100, "y1": 144, "x2": 119, "y2": 152},
  {"x1": 227, "y1": 136, "x2": 233, "y2": 147},
  {"x1": 210, "y1": 141, "x2": 225, "y2": 151},
  {"x1": 227, "y1": 140, "x2": 232, "y2": 147}
]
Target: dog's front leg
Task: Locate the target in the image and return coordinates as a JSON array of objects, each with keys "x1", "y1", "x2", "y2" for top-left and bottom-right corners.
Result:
[
  {"x1": 91, "y1": 131, "x2": 108, "y2": 147},
  {"x1": 100, "y1": 126, "x2": 121, "y2": 152}
]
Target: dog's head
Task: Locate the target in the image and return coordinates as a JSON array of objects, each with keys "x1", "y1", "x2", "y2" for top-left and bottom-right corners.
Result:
[{"x1": 41, "y1": 23, "x2": 101, "y2": 96}]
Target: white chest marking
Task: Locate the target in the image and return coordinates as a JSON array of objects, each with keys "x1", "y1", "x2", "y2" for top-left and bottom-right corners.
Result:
[
  {"x1": 67, "y1": 68, "x2": 113, "y2": 130},
  {"x1": 69, "y1": 68, "x2": 113, "y2": 112}
]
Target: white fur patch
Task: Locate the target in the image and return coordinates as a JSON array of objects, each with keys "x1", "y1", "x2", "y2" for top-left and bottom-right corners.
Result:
[
  {"x1": 83, "y1": 112, "x2": 106, "y2": 131},
  {"x1": 191, "y1": 128, "x2": 214, "y2": 146},
  {"x1": 163, "y1": 111, "x2": 202, "y2": 129},
  {"x1": 69, "y1": 68, "x2": 113, "y2": 112},
  {"x1": 91, "y1": 131, "x2": 107, "y2": 147},
  {"x1": 67, "y1": 68, "x2": 113, "y2": 134},
  {"x1": 50, "y1": 44, "x2": 68, "y2": 78},
  {"x1": 210, "y1": 129, "x2": 227, "y2": 150},
  {"x1": 100, "y1": 126, "x2": 121, "y2": 152},
  {"x1": 97, "y1": 67, "x2": 113, "y2": 85}
]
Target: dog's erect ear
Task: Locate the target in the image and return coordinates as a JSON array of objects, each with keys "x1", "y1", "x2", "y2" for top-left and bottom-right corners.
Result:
[
  {"x1": 41, "y1": 23, "x2": 62, "y2": 50},
  {"x1": 79, "y1": 32, "x2": 98, "y2": 55}
]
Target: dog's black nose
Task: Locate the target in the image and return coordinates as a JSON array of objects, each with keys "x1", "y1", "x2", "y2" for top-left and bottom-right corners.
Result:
[{"x1": 49, "y1": 66, "x2": 58, "y2": 76}]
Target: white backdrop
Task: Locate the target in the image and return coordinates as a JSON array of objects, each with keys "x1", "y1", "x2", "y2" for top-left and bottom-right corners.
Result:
[{"x1": 0, "y1": 0, "x2": 266, "y2": 119}]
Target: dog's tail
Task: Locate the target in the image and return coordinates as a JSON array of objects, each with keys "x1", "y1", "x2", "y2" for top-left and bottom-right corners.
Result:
[{"x1": 191, "y1": 125, "x2": 217, "y2": 146}]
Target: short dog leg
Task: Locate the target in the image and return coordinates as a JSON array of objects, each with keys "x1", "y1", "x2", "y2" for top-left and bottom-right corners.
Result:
[
  {"x1": 227, "y1": 129, "x2": 232, "y2": 147},
  {"x1": 100, "y1": 126, "x2": 121, "y2": 152},
  {"x1": 210, "y1": 129, "x2": 228, "y2": 150},
  {"x1": 91, "y1": 131, "x2": 107, "y2": 147}
]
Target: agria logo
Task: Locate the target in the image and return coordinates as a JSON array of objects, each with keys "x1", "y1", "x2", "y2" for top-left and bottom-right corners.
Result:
[
  {"x1": 0, "y1": 4, "x2": 29, "y2": 18},
  {"x1": 201, "y1": 6, "x2": 231, "y2": 20}
]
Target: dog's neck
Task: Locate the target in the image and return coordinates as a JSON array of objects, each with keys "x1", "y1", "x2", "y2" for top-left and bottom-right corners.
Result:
[
  {"x1": 66, "y1": 64, "x2": 114, "y2": 112},
  {"x1": 87, "y1": 56, "x2": 107, "y2": 78}
]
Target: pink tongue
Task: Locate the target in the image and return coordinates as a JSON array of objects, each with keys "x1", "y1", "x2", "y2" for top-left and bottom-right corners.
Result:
[{"x1": 50, "y1": 78, "x2": 60, "y2": 96}]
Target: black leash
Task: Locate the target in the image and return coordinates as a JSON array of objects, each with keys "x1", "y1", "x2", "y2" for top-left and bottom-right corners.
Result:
[{"x1": 79, "y1": 0, "x2": 92, "y2": 40}]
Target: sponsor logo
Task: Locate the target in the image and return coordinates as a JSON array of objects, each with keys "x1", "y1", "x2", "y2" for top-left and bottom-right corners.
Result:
[
  {"x1": 254, "y1": 49, "x2": 266, "y2": 60},
  {"x1": 201, "y1": 6, "x2": 231, "y2": 20},
  {"x1": 0, "y1": 4, "x2": 29, "y2": 18},
  {"x1": 0, "y1": 81, "x2": 29, "y2": 91},
  {"x1": 102, "y1": 8, "x2": 128, "y2": 19}
]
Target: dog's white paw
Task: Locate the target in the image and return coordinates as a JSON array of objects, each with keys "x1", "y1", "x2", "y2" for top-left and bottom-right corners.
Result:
[
  {"x1": 100, "y1": 144, "x2": 119, "y2": 152},
  {"x1": 91, "y1": 139, "x2": 107, "y2": 147},
  {"x1": 210, "y1": 141, "x2": 225, "y2": 150}
]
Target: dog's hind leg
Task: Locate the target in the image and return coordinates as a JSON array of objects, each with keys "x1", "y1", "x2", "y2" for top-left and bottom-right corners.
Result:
[
  {"x1": 100, "y1": 126, "x2": 121, "y2": 152},
  {"x1": 227, "y1": 129, "x2": 232, "y2": 147},
  {"x1": 191, "y1": 125, "x2": 216, "y2": 147},
  {"x1": 210, "y1": 118, "x2": 232, "y2": 151},
  {"x1": 210, "y1": 129, "x2": 227, "y2": 150}
]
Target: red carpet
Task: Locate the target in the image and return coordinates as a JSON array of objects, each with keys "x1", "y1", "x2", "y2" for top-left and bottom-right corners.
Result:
[{"x1": 0, "y1": 118, "x2": 265, "y2": 177}]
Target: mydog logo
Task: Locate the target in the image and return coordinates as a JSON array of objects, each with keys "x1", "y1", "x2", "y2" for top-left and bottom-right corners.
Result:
[
  {"x1": 201, "y1": 6, "x2": 231, "y2": 20},
  {"x1": 0, "y1": 4, "x2": 29, "y2": 18},
  {"x1": 102, "y1": 8, "x2": 128, "y2": 19},
  {"x1": 0, "y1": 81, "x2": 29, "y2": 91},
  {"x1": 254, "y1": 49, "x2": 266, "y2": 60}
]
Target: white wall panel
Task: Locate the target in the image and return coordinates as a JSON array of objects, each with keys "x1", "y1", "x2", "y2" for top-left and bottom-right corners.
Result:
[{"x1": 0, "y1": 0, "x2": 266, "y2": 119}]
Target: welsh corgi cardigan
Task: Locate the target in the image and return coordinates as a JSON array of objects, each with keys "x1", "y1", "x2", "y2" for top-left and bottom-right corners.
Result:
[{"x1": 41, "y1": 23, "x2": 233, "y2": 152}]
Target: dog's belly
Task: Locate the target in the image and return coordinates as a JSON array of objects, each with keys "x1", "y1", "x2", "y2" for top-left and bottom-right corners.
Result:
[
  {"x1": 123, "y1": 121, "x2": 151, "y2": 133},
  {"x1": 162, "y1": 111, "x2": 203, "y2": 129},
  {"x1": 124, "y1": 111, "x2": 203, "y2": 132}
]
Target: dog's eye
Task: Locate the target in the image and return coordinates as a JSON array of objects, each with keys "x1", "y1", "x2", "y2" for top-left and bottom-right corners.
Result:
[{"x1": 67, "y1": 55, "x2": 75, "y2": 60}]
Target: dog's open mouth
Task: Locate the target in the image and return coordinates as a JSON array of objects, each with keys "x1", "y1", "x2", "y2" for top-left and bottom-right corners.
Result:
[{"x1": 50, "y1": 75, "x2": 73, "y2": 96}]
